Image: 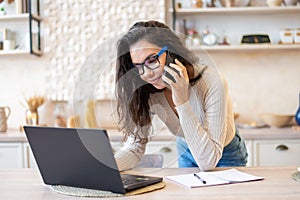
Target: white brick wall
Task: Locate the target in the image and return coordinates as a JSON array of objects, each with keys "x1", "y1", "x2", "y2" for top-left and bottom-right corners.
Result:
[{"x1": 43, "y1": 0, "x2": 165, "y2": 101}]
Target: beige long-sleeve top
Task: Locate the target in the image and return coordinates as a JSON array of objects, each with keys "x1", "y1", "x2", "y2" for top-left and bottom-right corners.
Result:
[{"x1": 115, "y1": 66, "x2": 236, "y2": 171}]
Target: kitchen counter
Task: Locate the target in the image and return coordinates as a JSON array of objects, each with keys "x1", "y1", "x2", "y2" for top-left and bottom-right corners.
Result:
[
  {"x1": 0, "y1": 166, "x2": 299, "y2": 199},
  {"x1": 1, "y1": 127, "x2": 300, "y2": 142},
  {"x1": 238, "y1": 127, "x2": 300, "y2": 140},
  {"x1": 0, "y1": 128, "x2": 176, "y2": 142}
]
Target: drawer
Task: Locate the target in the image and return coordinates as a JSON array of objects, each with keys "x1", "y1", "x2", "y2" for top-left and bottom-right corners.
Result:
[
  {"x1": 111, "y1": 140, "x2": 178, "y2": 168},
  {"x1": 146, "y1": 141, "x2": 178, "y2": 168},
  {"x1": 253, "y1": 140, "x2": 300, "y2": 166}
]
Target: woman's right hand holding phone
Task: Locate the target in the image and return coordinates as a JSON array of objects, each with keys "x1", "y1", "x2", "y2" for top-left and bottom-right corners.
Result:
[{"x1": 162, "y1": 59, "x2": 189, "y2": 107}]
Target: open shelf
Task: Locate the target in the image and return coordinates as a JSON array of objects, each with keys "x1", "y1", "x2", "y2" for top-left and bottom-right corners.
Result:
[
  {"x1": 0, "y1": 13, "x2": 28, "y2": 21},
  {"x1": 0, "y1": 0, "x2": 42, "y2": 57},
  {"x1": 172, "y1": 6, "x2": 300, "y2": 15},
  {"x1": 0, "y1": 49, "x2": 42, "y2": 56},
  {"x1": 189, "y1": 44, "x2": 300, "y2": 52},
  {"x1": 0, "y1": 13, "x2": 42, "y2": 21}
]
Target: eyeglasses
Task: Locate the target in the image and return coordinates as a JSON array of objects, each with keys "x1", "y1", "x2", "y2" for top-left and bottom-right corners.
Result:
[{"x1": 132, "y1": 46, "x2": 168, "y2": 75}]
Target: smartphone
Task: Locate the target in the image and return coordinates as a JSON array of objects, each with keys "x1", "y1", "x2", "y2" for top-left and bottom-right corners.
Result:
[{"x1": 164, "y1": 52, "x2": 180, "y2": 85}]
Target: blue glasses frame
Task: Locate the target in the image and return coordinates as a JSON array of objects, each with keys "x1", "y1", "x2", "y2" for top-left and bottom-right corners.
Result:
[{"x1": 132, "y1": 46, "x2": 168, "y2": 75}]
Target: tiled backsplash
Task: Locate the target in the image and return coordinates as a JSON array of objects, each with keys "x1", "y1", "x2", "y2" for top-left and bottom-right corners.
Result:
[
  {"x1": 211, "y1": 51, "x2": 300, "y2": 124},
  {"x1": 43, "y1": 0, "x2": 165, "y2": 101}
]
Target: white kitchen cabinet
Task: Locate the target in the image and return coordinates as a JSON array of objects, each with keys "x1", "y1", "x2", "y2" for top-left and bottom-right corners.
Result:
[
  {"x1": 253, "y1": 139, "x2": 300, "y2": 167},
  {"x1": 244, "y1": 139, "x2": 253, "y2": 167},
  {"x1": 170, "y1": 2, "x2": 300, "y2": 52},
  {"x1": 111, "y1": 140, "x2": 178, "y2": 168},
  {"x1": 0, "y1": 142, "x2": 23, "y2": 168},
  {"x1": 22, "y1": 142, "x2": 37, "y2": 168},
  {"x1": 145, "y1": 141, "x2": 178, "y2": 168}
]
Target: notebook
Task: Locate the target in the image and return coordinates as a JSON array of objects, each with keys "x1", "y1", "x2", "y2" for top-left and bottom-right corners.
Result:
[
  {"x1": 23, "y1": 126, "x2": 162, "y2": 194},
  {"x1": 166, "y1": 168, "x2": 264, "y2": 188}
]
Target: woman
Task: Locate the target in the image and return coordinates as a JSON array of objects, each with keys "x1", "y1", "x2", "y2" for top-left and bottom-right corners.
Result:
[{"x1": 114, "y1": 20, "x2": 247, "y2": 171}]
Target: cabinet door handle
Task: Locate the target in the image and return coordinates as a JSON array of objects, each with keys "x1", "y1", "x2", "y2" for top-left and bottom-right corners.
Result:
[
  {"x1": 275, "y1": 145, "x2": 288, "y2": 151},
  {"x1": 160, "y1": 147, "x2": 172, "y2": 153}
]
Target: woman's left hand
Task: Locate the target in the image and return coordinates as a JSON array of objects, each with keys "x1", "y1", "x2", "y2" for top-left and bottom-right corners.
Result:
[{"x1": 162, "y1": 59, "x2": 189, "y2": 107}]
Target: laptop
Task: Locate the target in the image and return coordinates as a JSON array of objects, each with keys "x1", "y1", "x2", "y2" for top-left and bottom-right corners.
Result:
[{"x1": 23, "y1": 126, "x2": 163, "y2": 194}]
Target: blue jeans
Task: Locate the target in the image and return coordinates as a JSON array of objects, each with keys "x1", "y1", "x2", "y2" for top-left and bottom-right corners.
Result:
[{"x1": 176, "y1": 129, "x2": 248, "y2": 168}]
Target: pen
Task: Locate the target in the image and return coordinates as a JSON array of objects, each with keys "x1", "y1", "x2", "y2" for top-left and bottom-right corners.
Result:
[{"x1": 194, "y1": 173, "x2": 206, "y2": 184}]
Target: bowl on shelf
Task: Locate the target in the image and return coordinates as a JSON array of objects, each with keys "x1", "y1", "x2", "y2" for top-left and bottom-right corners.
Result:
[
  {"x1": 221, "y1": 0, "x2": 251, "y2": 7},
  {"x1": 259, "y1": 113, "x2": 295, "y2": 128},
  {"x1": 283, "y1": 0, "x2": 298, "y2": 6},
  {"x1": 266, "y1": 0, "x2": 283, "y2": 7}
]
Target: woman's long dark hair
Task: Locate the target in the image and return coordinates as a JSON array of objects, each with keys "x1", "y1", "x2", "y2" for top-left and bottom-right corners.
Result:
[{"x1": 116, "y1": 20, "x2": 202, "y2": 140}]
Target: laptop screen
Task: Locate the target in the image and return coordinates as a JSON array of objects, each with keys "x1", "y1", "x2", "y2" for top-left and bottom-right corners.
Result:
[
  {"x1": 23, "y1": 126, "x2": 162, "y2": 194},
  {"x1": 24, "y1": 126, "x2": 126, "y2": 193}
]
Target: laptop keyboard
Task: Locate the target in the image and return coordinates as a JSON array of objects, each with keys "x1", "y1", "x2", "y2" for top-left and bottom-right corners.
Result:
[
  {"x1": 121, "y1": 174, "x2": 142, "y2": 186},
  {"x1": 120, "y1": 174, "x2": 162, "y2": 191}
]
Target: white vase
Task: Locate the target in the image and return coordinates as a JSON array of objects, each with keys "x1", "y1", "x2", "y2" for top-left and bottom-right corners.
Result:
[{"x1": 38, "y1": 100, "x2": 55, "y2": 126}]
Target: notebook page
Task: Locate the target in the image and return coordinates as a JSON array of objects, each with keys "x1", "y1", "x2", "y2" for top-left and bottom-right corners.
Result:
[
  {"x1": 166, "y1": 173, "x2": 229, "y2": 188},
  {"x1": 166, "y1": 169, "x2": 264, "y2": 188},
  {"x1": 206, "y1": 168, "x2": 264, "y2": 183}
]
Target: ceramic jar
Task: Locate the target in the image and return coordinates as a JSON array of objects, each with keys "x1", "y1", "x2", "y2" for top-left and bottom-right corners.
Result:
[
  {"x1": 280, "y1": 28, "x2": 294, "y2": 44},
  {"x1": 267, "y1": 0, "x2": 283, "y2": 6},
  {"x1": 221, "y1": 0, "x2": 235, "y2": 7},
  {"x1": 234, "y1": 0, "x2": 251, "y2": 7},
  {"x1": 0, "y1": 106, "x2": 11, "y2": 132},
  {"x1": 192, "y1": 0, "x2": 203, "y2": 8},
  {"x1": 293, "y1": 28, "x2": 300, "y2": 44}
]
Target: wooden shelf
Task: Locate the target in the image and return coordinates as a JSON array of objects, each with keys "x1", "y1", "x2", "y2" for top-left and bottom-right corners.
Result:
[
  {"x1": 189, "y1": 44, "x2": 300, "y2": 52},
  {"x1": 173, "y1": 6, "x2": 300, "y2": 15}
]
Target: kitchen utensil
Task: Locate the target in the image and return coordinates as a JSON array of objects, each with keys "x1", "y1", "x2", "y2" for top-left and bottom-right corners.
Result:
[
  {"x1": 0, "y1": 106, "x2": 11, "y2": 132},
  {"x1": 259, "y1": 113, "x2": 295, "y2": 127}
]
